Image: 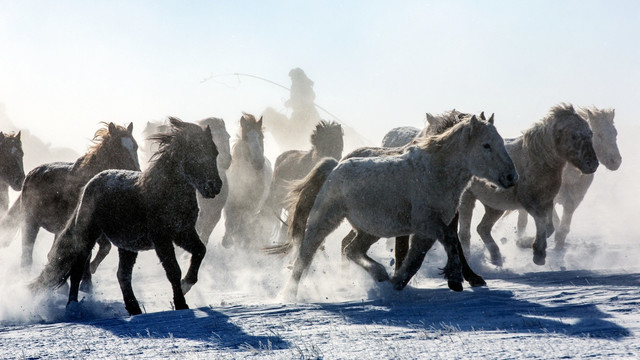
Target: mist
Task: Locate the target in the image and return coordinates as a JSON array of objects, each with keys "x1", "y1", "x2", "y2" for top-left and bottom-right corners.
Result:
[{"x1": 1, "y1": 1, "x2": 639, "y2": 324}]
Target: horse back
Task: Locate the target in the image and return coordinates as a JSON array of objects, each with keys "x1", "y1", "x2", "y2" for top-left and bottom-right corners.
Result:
[{"x1": 21, "y1": 162, "x2": 81, "y2": 233}]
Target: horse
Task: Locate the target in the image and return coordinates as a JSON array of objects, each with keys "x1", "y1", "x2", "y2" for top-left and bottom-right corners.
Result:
[
  {"x1": 222, "y1": 113, "x2": 273, "y2": 250},
  {"x1": 30, "y1": 117, "x2": 222, "y2": 316},
  {"x1": 194, "y1": 117, "x2": 232, "y2": 245},
  {"x1": 260, "y1": 120, "x2": 344, "y2": 243},
  {"x1": 0, "y1": 123, "x2": 140, "y2": 280},
  {"x1": 515, "y1": 107, "x2": 622, "y2": 250},
  {"x1": 458, "y1": 103, "x2": 600, "y2": 266},
  {"x1": 336, "y1": 110, "x2": 473, "y2": 276},
  {"x1": 0, "y1": 131, "x2": 25, "y2": 211},
  {"x1": 272, "y1": 115, "x2": 517, "y2": 298}
]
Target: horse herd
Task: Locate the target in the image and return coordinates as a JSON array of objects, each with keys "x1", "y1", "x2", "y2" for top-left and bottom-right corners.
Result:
[{"x1": 0, "y1": 103, "x2": 621, "y2": 315}]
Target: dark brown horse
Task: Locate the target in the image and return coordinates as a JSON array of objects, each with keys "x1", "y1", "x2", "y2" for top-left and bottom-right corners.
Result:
[
  {"x1": 0, "y1": 123, "x2": 140, "y2": 280},
  {"x1": 0, "y1": 131, "x2": 25, "y2": 212},
  {"x1": 31, "y1": 118, "x2": 222, "y2": 316},
  {"x1": 261, "y1": 120, "x2": 343, "y2": 242}
]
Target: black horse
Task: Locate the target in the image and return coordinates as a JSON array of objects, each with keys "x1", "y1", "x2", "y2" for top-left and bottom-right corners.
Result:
[
  {"x1": 0, "y1": 123, "x2": 140, "y2": 277},
  {"x1": 0, "y1": 131, "x2": 25, "y2": 211},
  {"x1": 31, "y1": 117, "x2": 222, "y2": 316}
]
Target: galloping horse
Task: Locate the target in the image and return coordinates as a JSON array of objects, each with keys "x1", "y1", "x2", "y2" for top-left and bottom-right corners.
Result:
[
  {"x1": 31, "y1": 118, "x2": 222, "y2": 316},
  {"x1": 261, "y1": 120, "x2": 343, "y2": 243},
  {"x1": 273, "y1": 115, "x2": 517, "y2": 298},
  {"x1": 458, "y1": 103, "x2": 599, "y2": 266},
  {"x1": 516, "y1": 106, "x2": 622, "y2": 249},
  {"x1": 0, "y1": 131, "x2": 25, "y2": 212},
  {"x1": 222, "y1": 113, "x2": 272, "y2": 249},
  {"x1": 195, "y1": 117, "x2": 232, "y2": 245},
  {"x1": 0, "y1": 123, "x2": 140, "y2": 275}
]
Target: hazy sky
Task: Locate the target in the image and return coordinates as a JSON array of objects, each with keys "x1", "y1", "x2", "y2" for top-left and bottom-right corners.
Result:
[{"x1": 1, "y1": 0, "x2": 638, "y2": 153}]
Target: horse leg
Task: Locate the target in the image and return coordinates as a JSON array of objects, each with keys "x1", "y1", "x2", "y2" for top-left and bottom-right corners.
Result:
[
  {"x1": 222, "y1": 204, "x2": 240, "y2": 248},
  {"x1": 195, "y1": 199, "x2": 223, "y2": 246},
  {"x1": 343, "y1": 232, "x2": 387, "y2": 282},
  {"x1": 174, "y1": 228, "x2": 206, "y2": 294},
  {"x1": 153, "y1": 240, "x2": 189, "y2": 311},
  {"x1": 284, "y1": 206, "x2": 344, "y2": 299},
  {"x1": 89, "y1": 234, "x2": 111, "y2": 274},
  {"x1": 475, "y1": 205, "x2": 505, "y2": 266},
  {"x1": 445, "y1": 212, "x2": 486, "y2": 287},
  {"x1": 117, "y1": 248, "x2": 142, "y2": 316},
  {"x1": 516, "y1": 210, "x2": 528, "y2": 239},
  {"x1": 340, "y1": 230, "x2": 357, "y2": 276},
  {"x1": 390, "y1": 235, "x2": 436, "y2": 290},
  {"x1": 67, "y1": 254, "x2": 91, "y2": 305},
  {"x1": 554, "y1": 202, "x2": 577, "y2": 250},
  {"x1": 394, "y1": 236, "x2": 410, "y2": 273},
  {"x1": 531, "y1": 208, "x2": 554, "y2": 265},
  {"x1": 457, "y1": 190, "x2": 476, "y2": 255},
  {"x1": 21, "y1": 217, "x2": 40, "y2": 270}
]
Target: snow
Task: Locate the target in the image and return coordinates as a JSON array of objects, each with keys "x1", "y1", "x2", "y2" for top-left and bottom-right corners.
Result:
[{"x1": 1, "y1": 214, "x2": 640, "y2": 359}]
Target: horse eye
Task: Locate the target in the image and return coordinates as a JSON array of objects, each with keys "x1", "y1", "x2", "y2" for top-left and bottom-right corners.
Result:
[{"x1": 483, "y1": 143, "x2": 491, "y2": 150}]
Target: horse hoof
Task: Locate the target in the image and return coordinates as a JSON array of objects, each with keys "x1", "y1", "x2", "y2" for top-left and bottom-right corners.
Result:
[
  {"x1": 175, "y1": 303, "x2": 189, "y2": 311},
  {"x1": 448, "y1": 281, "x2": 463, "y2": 292},
  {"x1": 468, "y1": 276, "x2": 487, "y2": 287},
  {"x1": 489, "y1": 255, "x2": 503, "y2": 267},
  {"x1": 516, "y1": 236, "x2": 535, "y2": 249},
  {"x1": 532, "y1": 253, "x2": 546, "y2": 266}
]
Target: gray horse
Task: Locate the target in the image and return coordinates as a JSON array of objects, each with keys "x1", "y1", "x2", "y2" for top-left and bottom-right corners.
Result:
[
  {"x1": 274, "y1": 115, "x2": 517, "y2": 299},
  {"x1": 458, "y1": 103, "x2": 599, "y2": 266},
  {"x1": 516, "y1": 107, "x2": 621, "y2": 250}
]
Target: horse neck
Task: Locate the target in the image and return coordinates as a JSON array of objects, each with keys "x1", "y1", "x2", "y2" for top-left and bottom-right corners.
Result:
[
  {"x1": 523, "y1": 124, "x2": 566, "y2": 170},
  {"x1": 139, "y1": 155, "x2": 193, "y2": 198},
  {"x1": 413, "y1": 146, "x2": 472, "y2": 200},
  {"x1": 72, "y1": 151, "x2": 106, "y2": 182}
]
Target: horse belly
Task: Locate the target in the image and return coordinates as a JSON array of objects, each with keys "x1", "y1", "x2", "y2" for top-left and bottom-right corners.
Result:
[
  {"x1": 346, "y1": 207, "x2": 412, "y2": 238},
  {"x1": 469, "y1": 181, "x2": 521, "y2": 211}
]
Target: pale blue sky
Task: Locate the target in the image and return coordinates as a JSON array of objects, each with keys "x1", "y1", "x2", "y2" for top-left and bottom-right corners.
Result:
[{"x1": 0, "y1": 0, "x2": 638, "y2": 152}]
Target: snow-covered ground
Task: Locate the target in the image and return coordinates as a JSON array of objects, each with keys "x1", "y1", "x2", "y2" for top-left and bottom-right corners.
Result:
[{"x1": 1, "y1": 201, "x2": 639, "y2": 359}]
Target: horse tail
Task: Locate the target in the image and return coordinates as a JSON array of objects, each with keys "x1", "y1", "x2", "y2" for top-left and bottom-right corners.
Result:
[
  {"x1": 0, "y1": 195, "x2": 24, "y2": 247},
  {"x1": 263, "y1": 158, "x2": 339, "y2": 255}
]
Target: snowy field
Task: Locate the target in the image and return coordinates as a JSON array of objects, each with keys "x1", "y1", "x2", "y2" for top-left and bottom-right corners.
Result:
[{"x1": 1, "y1": 170, "x2": 639, "y2": 360}]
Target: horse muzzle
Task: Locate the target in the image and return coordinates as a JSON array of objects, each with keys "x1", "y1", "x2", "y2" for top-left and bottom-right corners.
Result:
[
  {"x1": 498, "y1": 170, "x2": 518, "y2": 189},
  {"x1": 201, "y1": 179, "x2": 223, "y2": 198}
]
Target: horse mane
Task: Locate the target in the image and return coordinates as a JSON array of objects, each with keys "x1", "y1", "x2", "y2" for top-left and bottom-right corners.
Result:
[
  {"x1": 75, "y1": 122, "x2": 129, "y2": 169},
  {"x1": 413, "y1": 116, "x2": 474, "y2": 153},
  {"x1": 310, "y1": 120, "x2": 343, "y2": 146},
  {"x1": 146, "y1": 117, "x2": 190, "y2": 163},
  {"x1": 522, "y1": 103, "x2": 577, "y2": 165}
]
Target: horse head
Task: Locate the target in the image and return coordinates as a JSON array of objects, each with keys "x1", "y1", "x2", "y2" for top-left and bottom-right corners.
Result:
[
  {"x1": 583, "y1": 107, "x2": 622, "y2": 171},
  {"x1": 170, "y1": 117, "x2": 222, "y2": 198},
  {"x1": 100, "y1": 122, "x2": 141, "y2": 172},
  {"x1": 552, "y1": 105, "x2": 599, "y2": 174},
  {"x1": 199, "y1": 117, "x2": 232, "y2": 170},
  {"x1": 311, "y1": 120, "x2": 344, "y2": 160},
  {"x1": 465, "y1": 114, "x2": 518, "y2": 189},
  {"x1": 239, "y1": 113, "x2": 265, "y2": 171},
  {"x1": 0, "y1": 131, "x2": 25, "y2": 190}
]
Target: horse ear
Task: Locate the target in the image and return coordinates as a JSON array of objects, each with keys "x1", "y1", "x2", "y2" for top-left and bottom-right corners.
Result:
[
  {"x1": 426, "y1": 113, "x2": 437, "y2": 125},
  {"x1": 258, "y1": 116, "x2": 263, "y2": 128},
  {"x1": 204, "y1": 124, "x2": 212, "y2": 136},
  {"x1": 108, "y1": 122, "x2": 117, "y2": 134},
  {"x1": 468, "y1": 115, "x2": 479, "y2": 138},
  {"x1": 169, "y1": 117, "x2": 184, "y2": 128},
  {"x1": 479, "y1": 112, "x2": 486, "y2": 121},
  {"x1": 127, "y1": 122, "x2": 134, "y2": 134},
  {"x1": 488, "y1": 113, "x2": 494, "y2": 124},
  {"x1": 240, "y1": 115, "x2": 247, "y2": 128},
  {"x1": 586, "y1": 109, "x2": 594, "y2": 120}
]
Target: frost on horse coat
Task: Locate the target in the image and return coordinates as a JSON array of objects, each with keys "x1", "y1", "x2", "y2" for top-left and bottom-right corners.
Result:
[
  {"x1": 31, "y1": 118, "x2": 222, "y2": 316},
  {"x1": 458, "y1": 103, "x2": 599, "y2": 266},
  {"x1": 279, "y1": 115, "x2": 517, "y2": 298}
]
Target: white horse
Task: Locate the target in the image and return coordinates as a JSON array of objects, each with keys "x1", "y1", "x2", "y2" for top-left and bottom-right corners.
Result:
[
  {"x1": 458, "y1": 104, "x2": 599, "y2": 266},
  {"x1": 275, "y1": 115, "x2": 517, "y2": 298},
  {"x1": 516, "y1": 107, "x2": 622, "y2": 250},
  {"x1": 195, "y1": 117, "x2": 233, "y2": 245},
  {"x1": 222, "y1": 113, "x2": 272, "y2": 250}
]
